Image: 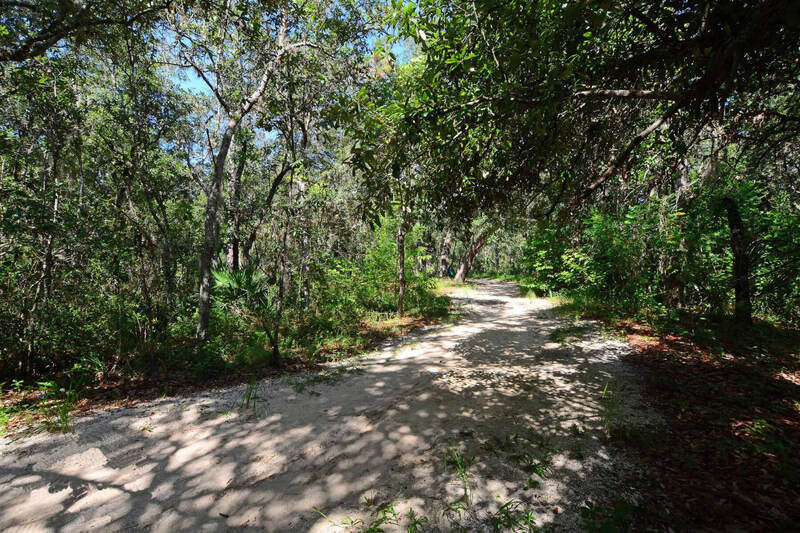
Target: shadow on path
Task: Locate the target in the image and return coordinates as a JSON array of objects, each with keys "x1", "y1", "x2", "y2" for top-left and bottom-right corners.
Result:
[{"x1": 0, "y1": 280, "x2": 648, "y2": 532}]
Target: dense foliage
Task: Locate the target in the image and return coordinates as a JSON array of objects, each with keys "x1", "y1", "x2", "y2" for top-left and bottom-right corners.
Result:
[
  {"x1": 1, "y1": 0, "x2": 798, "y2": 386},
  {"x1": 392, "y1": 0, "x2": 800, "y2": 326},
  {"x1": 0, "y1": 0, "x2": 450, "y2": 385},
  {"x1": 2, "y1": 3, "x2": 798, "y2": 530},
  {"x1": 479, "y1": 174, "x2": 800, "y2": 326}
]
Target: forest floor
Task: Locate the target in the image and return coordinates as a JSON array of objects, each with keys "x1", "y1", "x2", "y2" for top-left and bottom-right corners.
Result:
[
  {"x1": 608, "y1": 319, "x2": 800, "y2": 531},
  {"x1": 0, "y1": 280, "x2": 658, "y2": 532}
]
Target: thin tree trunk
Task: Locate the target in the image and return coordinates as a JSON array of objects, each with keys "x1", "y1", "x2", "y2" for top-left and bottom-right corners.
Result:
[
  {"x1": 227, "y1": 140, "x2": 246, "y2": 270},
  {"x1": 270, "y1": 65, "x2": 302, "y2": 364},
  {"x1": 25, "y1": 147, "x2": 60, "y2": 375},
  {"x1": 438, "y1": 229, "x2": 453, "y2": 277},
  {"x1": 161, "y1": 241, "x2": 175, "y2": 324},
  {"x1": 239, "y1": 158, "x2": 291, "y2": 269},
  {"x1": 196, "y1": 119, "x2": 238, "y2": 349},
  {"x1": 271, "y1": 218, "x2": 287, "y2": 367},
  {"x1": 297, "y1": 213, "x2": 311, "y2": 307},
  {"x1": 455, "y1": 224, "x2": 497, "y2": 282},
  {"x1": 397, "y1": 218, "x2": 407, "y2": 317},
  {"x1": 722, "y1": 197, "x2": 752, "y2": 325},
  {"x1": 41, "y1": 149, "x2": 60, "y2": 302},
  {"x1": 241, "y1": 227, "x2": 257, "y2": 268}
]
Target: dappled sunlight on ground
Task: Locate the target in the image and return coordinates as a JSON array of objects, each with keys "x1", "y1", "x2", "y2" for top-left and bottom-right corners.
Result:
[{"x1": 0, "y1": 280, "x2": 653, "y2": 532}]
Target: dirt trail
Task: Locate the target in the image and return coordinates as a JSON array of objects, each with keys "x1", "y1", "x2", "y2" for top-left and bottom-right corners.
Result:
[{"x1": 0, "y1": 280, "x2": 657, "y2": 532}]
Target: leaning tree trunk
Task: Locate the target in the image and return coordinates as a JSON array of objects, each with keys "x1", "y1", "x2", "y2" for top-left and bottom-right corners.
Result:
[
  {"x1": 191, "y1": 24, "x2": 295, "y2": 349},
  {"x1": 455, "y1": 224, "x2": 497, "y2": 282},
  {"x1": 239, "y1": 157, "x2": 291, "y2": 269},
  {"x1": 438, "y1": 229, "x2": 453, "y2": 277},
  {"x1": 722, "y1": 197, "x2": 752, "y2": 325},
  {"x1": 196, "y1": 119, "x2": 237, "y2": 349}
]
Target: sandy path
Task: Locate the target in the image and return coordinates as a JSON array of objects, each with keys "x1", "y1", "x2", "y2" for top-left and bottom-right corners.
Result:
[{"x1": 0, "y1": 280, "x2": 655, "y2": 532}]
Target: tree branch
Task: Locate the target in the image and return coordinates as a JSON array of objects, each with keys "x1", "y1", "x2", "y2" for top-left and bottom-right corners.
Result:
[
  {"x1": 0, "y1": 2, "x2": 171, "y2": 62},
  {"x1": 573, "y1": 99, "x2": 684, "y2": 206},
  {"x1": 574, "y1": 88, "x2": 677, "y2": 100}
]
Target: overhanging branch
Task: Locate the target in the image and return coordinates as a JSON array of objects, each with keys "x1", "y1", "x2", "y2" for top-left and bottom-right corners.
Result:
[
  {"x1": 572, "y1": 99, "x2": 684, "y2": 206},
  {"x1": 573, "y1": 88, "x2": 678, "y2": 100}
]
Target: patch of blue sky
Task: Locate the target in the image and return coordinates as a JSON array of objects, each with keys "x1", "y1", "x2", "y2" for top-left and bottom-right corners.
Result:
[
  {"x1": 168, "y1": 19, "x2": 414, "y2": 95},
  {"x1": 178, "y1": 68, "x2": 210, "y2": 95}
]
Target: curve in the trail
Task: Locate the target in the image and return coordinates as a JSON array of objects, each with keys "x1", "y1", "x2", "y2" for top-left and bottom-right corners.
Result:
[{"x1": 0, "y1": 280, "x2": 657, "y2": 532}]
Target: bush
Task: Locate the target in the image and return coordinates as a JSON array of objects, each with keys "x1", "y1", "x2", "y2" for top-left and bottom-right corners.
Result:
[{"x1": 515, "y1": 177, "x2": 800, "y2": 326}]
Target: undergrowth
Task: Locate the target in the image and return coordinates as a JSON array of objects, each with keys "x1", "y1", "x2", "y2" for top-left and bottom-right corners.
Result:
[{"x1": 1, "y1": 275, "x2": 452, "y2": 435}]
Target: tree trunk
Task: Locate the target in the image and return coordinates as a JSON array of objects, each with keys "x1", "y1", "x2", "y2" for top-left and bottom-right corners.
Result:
[
  {"x1": 196, "y1": 119, "x2": 238, "y2": 349},
  {"x1": 41, "y1": 148, "x2": 60, "y2": 302},
  {"x1": 438, "y1": 229, "x2": 453, "y2": 277},
  {"x1": 161, "y1": 241, "x2": 175, "y2": 322},
  {"x1": 271, "y1": 218, "x2": 288, "y2": 367},
  {"x1": 722, "y1": 197, "x2": 752, "y2": 325},
  {"x1": 241, "y1": 227, "x2": 257, "y2": 268},
  {"x1": 227, "y1": 140, "x2": 246, "y2": 270},
  {"x1": 455, "y1": 224, "x2": 497, "y2": 282},
  {"x1": 298, "y1": 213, "x2": 311, "y2": 307},
  {"x1": 25, "y1": 147, "x2": 60, "y2": 375},
  {"x1": 239, "y1": 158, "x2": 291, "y2": 269},
  {"x1": 397, "y1": 218, "x2": 407, "y2": 317}
]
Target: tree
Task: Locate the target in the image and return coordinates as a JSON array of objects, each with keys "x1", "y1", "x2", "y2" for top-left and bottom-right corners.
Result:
[
  {"x1": 454, "y1": 220, "x2": 499, "y2": 282},
  {"x1": 0, "y1": 0, "x2": 169, "y2": 62},
  {"x1": 391, "y1": 0, "x2": 800, "y2": 213},
  {"x1": 721, "y1": 197, "x2": 752, "y2": 325},
  {"x1": 168, "y1": 0, "x2": 359, "y2": 348},
  {"x1": 437, "y1": 229, "x2": 453, "y2": 277},
  {"x1": 349, "y1": 53, "x2": 428, "y2": 316}
]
